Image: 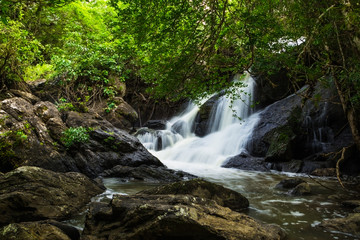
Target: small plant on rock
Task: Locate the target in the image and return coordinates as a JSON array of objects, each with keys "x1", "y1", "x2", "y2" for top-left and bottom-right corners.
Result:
[{"x1": 61, "y1": 126, "x2": 90, "y2": 148}]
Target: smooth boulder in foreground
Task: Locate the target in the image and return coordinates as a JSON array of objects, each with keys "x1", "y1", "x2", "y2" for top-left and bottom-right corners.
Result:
[
  {"x1": 139, "y1": 178, "x2": 249, "y2": 211},
  {"x1": 0, "y1": 166, "x2": 105, "y2": 226},
  {"x1": 82, "y1": 194, "x2": 286, "y2": 240}
]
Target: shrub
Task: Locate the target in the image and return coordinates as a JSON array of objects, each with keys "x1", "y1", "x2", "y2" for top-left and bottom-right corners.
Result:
[{"x1": 61, "y1": 126, "x2": 89, "y2": 148}]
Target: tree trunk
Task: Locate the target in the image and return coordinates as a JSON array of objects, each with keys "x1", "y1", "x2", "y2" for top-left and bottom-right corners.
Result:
[{"x1": 333, "y1": 75, "x2": 360, "y2": 151}]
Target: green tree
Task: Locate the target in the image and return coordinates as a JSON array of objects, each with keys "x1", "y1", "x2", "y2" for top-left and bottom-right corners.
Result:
[{"x1": 110, "y1": 0, "x2": 360, "y2": 150}]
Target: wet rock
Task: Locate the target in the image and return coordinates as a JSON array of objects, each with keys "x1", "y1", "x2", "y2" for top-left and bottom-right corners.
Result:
[
  {"x1": 319, "y1": 213, "x2": 360, "y2": 236},
  {"x1": 0, "y1": 166, "x2": 105, "y2": 226},
  {"x1": 248, "y1": 89, "x2": 304, "y2": 161},
  {"x1": 311, "y1": 168, "x2": 336, "y2": 177},
  {"x1": 143, "y1": 120, "x2": 167, "y2": 130},
  {"x1": 0, "y1": 221, "x2": 75, "y2": 240},
  {"x1": 100, "y1": 165, "x2": 196, "y2": 183},
  {"x1": 82, "y1": 194, "x2": 286, "y2": 240},
  {"x1": 194, "y1": 94, "x2": 220, "y2": 137},
  {"x1": 275, "y1": 159, "x2": 303, "y2": 173},
  {"x1": 342, "y1": 200, "x2": 360, "y2": 209},
  {"x1": 288, "y1": 182, "x2": 311, "y2": 196},
  {"x1": 171, "y1": 120, "x2": 189, "y2": 137},
  {"x1": 139, "y1": 178, "x2": 249, "y2": 211},
  {"x1": 222, "y1": 153, "x2": 270, "y2": 172},
  {"x1": 275, "y1": 178, "x2": 306, "y2": 190}
]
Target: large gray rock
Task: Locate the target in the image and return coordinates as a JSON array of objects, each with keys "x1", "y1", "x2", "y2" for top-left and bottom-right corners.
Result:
[
  {"x1": 100, "y1": 165, "x2": 196, "y2": 183},
  {"x1": 0, "y1": 166, "x2": 105, "y2": 226},
  {"x1": 0, "y1": 97, "x2": 165, "y2": 179},
  {"x1": 139, "y1": 178, "x2": 249, "y2": 212},
  {"x1": 82, "y1": 194, "x2": 286, "y2": 240},
  {"x1": 247, "y1": 90, "x2": 304, "y2": 161},
  {"x1": 194, "y1": 94, "x2": 221, "y2": 137}
]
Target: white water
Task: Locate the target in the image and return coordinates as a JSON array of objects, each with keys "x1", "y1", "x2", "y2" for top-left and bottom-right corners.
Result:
[
  {"x1": 138, "y1": 74, "x2": 260, "y2": 169},
  {"x1": 135, "y1": 74, "x2": 357, "y2": 240}
]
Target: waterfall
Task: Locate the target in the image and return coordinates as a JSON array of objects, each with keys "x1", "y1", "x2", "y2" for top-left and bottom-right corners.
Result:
[{"x1": 137, "y1": 74, "x2": 260, "y2": 169}]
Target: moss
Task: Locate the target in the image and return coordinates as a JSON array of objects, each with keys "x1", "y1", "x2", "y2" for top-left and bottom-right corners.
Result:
[{"x1": 266, "y1": 125, "x2": 295, "y2": 161}]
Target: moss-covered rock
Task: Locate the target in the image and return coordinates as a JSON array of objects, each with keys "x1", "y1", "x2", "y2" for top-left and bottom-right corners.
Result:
[
  {"x1": 0, "y1": 166, "x2": 105, "y2": 226},
  {"x1": 0, "y1": 220, "x2": 79, "y2": 240},
  {"x1": 319, "y1": 213, "x2": 360, "y2": 236},
  {"x1": 139, "y1": 178, "x2": 249, "y2": 212}
]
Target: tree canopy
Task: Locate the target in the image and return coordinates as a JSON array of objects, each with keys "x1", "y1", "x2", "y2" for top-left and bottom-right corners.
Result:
[{"x1": 1, "y1": 0, "x2": 360, "y2": 148}]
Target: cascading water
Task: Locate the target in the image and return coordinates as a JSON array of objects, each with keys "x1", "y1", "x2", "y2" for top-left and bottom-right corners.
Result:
[
  {"x1": 135, "y1": 74, "x2": 356, "y2": 240},
  {"x1": 137, "y1": 74, "x2": 260, "y2": 169}
]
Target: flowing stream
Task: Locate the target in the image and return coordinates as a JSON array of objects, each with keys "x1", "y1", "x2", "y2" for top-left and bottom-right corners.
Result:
[
  {"x1": 134, "y1": 74, "x2": 358, "y2": 240},
  {"x1": 66, "y1": 75, "x2": 358, "y2": 240}
]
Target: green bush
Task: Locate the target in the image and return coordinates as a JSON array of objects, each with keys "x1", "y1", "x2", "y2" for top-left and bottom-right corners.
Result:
[{"x1": 61, "y1": 126, "x2": 90, "y2": 148}]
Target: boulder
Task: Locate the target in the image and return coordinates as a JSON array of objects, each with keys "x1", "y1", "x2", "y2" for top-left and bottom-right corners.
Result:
[
  {"x1": 0, "y1": 166, "x2": 105, "y2": 226},
  {"x1": 143, "y1": 120, "x2": 167, "y2": 130},
  {"x1": 0, "y1": 221, "x2": 77, "y2": 240},
  {"x1": 103, "y1": 97, "x2": 139, "y2": 130},
  {"x1": 9, "y1": 89, "x2": 40, "y2": 104},
  {"x1": 319, "y1": 213, "x2": 360, "y2": 236},
  {"x1": 139, "y1": 179, "x2": 249, "y2": 211},
  {"x1": 275, "y1": 178, "x2": 306, "y2": 190},
  {"x1": 0, "y1": 97, "x2": 165, "y2": 179},
  {"x1": 194, "y1": 94, "x2": 220, "y2": 137},
  {"x1": 222, "y1": 153, "x2": 270, "y2": 172},
  {"x1": 288, "y1": 182, "x2": 311, "y2": 196},
  {"x1": 100, "y1": 165, "x2": 196, "y2": 183},
  {"x1": 247, "y1": 89, "x2": 304, "y2": 161},
  {"x1": 82, "y1": 194, "x2": 286, "y2": 240},
  {"x1": 311, "y1": 168, "x2": 336, "y2": 177}
]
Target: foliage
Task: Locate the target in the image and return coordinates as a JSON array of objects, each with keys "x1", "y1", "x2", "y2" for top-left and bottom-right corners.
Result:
[
  {"x1": 0, "y1": 20, "x2": 42, "y2": 89},
  {"x1": 60, "y1": 126, "x2": 90, "y2": 148},
  {"x1": 56, "y1": 97, "x2": 77, "y2": 112},
  {"x1": 110, "y1": 0, "x2": 283, "y2": 100},
  {"x1": 0, "y1": 119, "x2": 31, "y2": 171},
  {"x1": 24, "y1": 63, "x2": 53, "y2": 82},
  {"x1": 47, "y1": 0, "x2": 124, "y2": 106}
]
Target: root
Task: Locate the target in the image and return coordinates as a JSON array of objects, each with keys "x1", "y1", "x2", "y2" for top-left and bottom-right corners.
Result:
[
  {"x1": 336, "y1": 147, "x2": 346, "y2": 189},
  {"x1": 319, "y1": 145, "x2": 355, "y2": 188}
]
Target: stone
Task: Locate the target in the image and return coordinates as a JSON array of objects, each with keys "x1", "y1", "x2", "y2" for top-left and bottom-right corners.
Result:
[
  {"x1": 194, "y1": 94, "x2": 220, "y2": 137},
  {"x1": 247, "y1": 89, "x2": 304, "y2": 161},
  {"x1": 288, "y1": 182, "x2": 311, "y2": 196},
  {"x1": 0, "y1": 166, "x2": 105, "y2": 226},
  {"x1": 143, "y1": 120, "x2": 167, "y2": 130},
  {"x1": 139, "y1": 178, "x2": 249, "y2": 211},
  {"x1": 82, "y1": 194, "x2": 286, "y2": 240},
  {"x1": 0, "y1": 221, "x2": 75, "y2": 240},
  {"x1": 34, "y1": 101, "x2": 62, "y2": 123},
  {"x1": 277, "y1": 160, "x2": 303, "y2": 173},
  {"x1": 103, "y1": 97, "x2": 139, "y2": 130},
  {"x1": 9, "y1": 89, "x2": 41, "y2": 104},
  {"x1": 222, "y1": 153, "x2": 270, "y2": 171},
  {"x1": 275, "y1": 178, "x2": 306, "y2": 190},
  {"x1": 319, "y1": 213, "x2": 360, "y2": 236},
  {"x1": 311, "y1": 168, "x2": 337, "y2": 177},
  {"x1": 100, "y1": 165, "x2": 196, "y2": 183}
]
